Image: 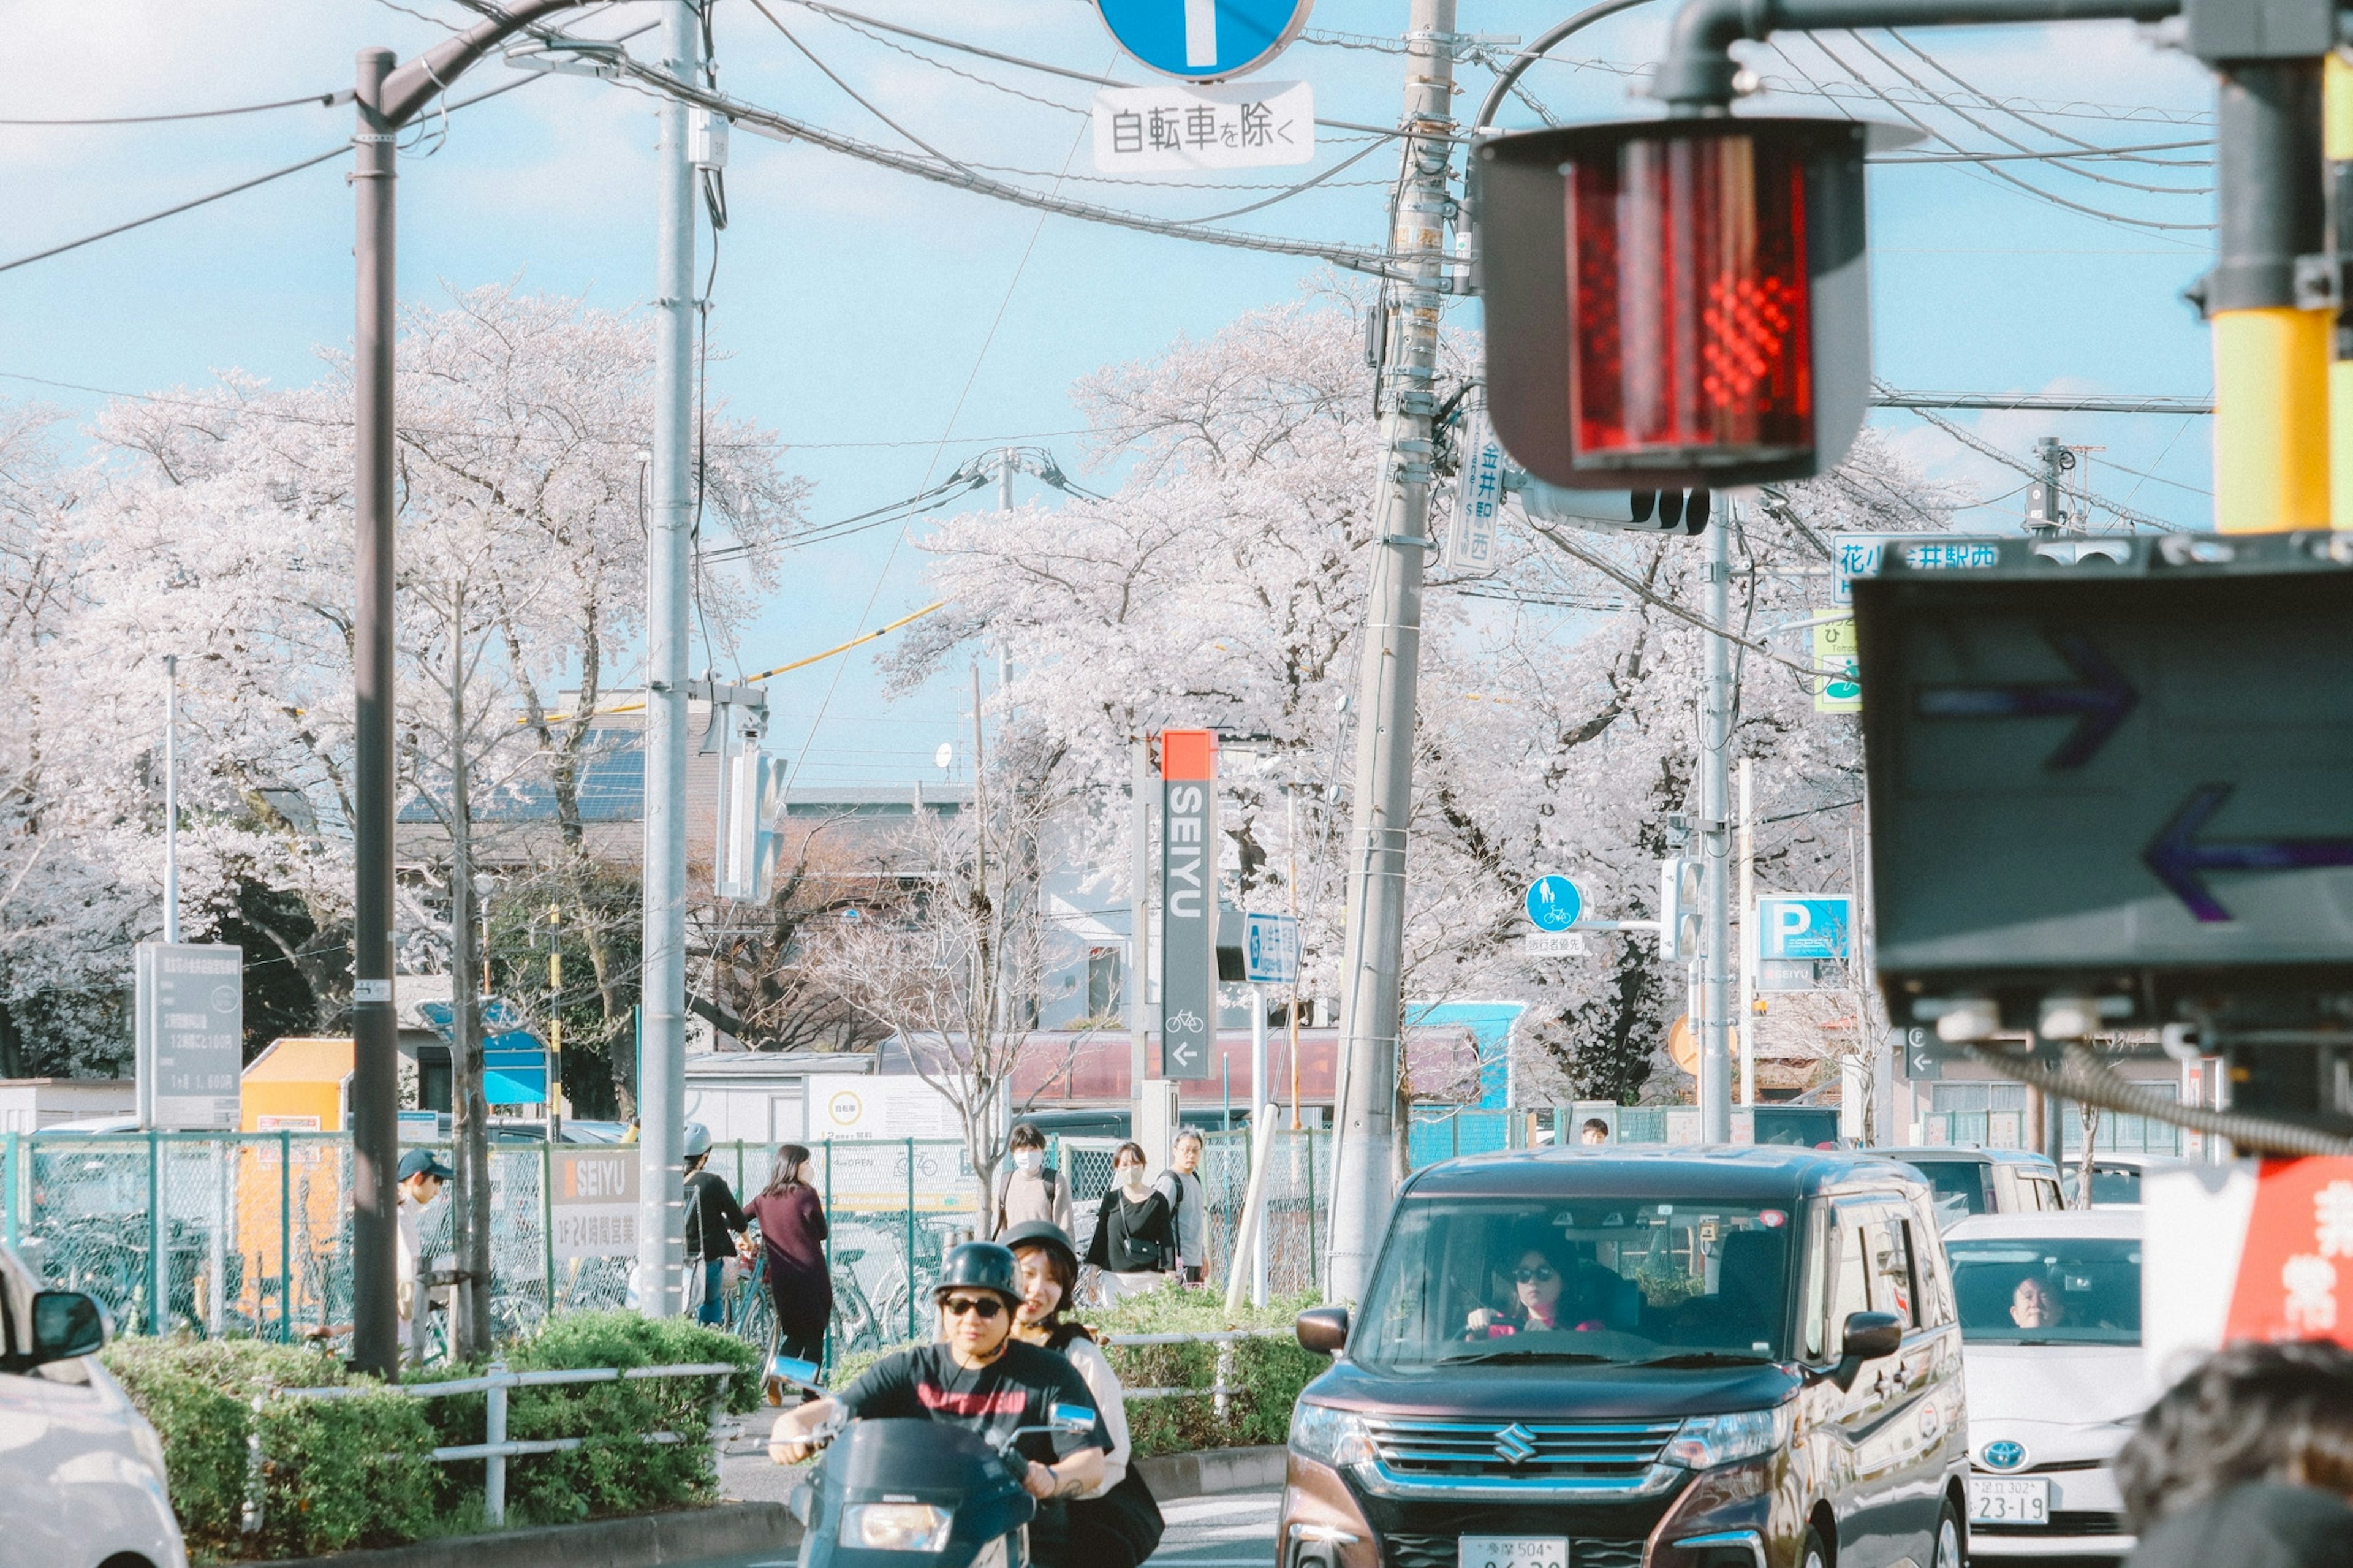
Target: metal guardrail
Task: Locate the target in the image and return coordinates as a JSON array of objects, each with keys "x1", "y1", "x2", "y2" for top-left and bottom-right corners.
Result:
[
  {"x1": 1099, "y1": 1326, "x2": 1295, "y2": 1418},
  {"x1": 243, "y1": 1358, "x2": 737, "y2": 1532}
]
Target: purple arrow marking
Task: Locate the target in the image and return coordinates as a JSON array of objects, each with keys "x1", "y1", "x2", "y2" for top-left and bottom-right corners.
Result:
[
  {"x1": 2143, "y1": 783, "x2": 2353, "y2": 923},
  {"x1": 1914, "y1": 632, "x2": 2137, "y2": 770}
]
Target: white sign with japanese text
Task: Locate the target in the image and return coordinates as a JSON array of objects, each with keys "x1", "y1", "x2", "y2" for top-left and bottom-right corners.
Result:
[
  {"x1": 136, "y1": 942, "x2": 243, "y2": 1130},
  {"x1": 1448, "y1": 406, "x2": 1505, "y2": 575},
  {"x1": 1091, "y1": 80, "x2": 1314, "y2": 172},
  {"x1": 550, "y1": 1148, "x2": 639, "y2": 1261}
]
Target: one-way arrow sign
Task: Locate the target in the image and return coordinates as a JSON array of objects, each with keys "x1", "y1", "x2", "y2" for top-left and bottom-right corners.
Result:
[
  {"x1": 2144, "y1": 783, "x2": 2353, "y2": 924},
  {"x1": 1914, "y1": 630, "x2": 2137, "y2": 770}
]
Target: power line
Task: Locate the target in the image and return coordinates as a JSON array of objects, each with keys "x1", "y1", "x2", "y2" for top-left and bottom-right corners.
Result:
[
  {"x1": 1876, "y1": 138, "x2": 2209, "y2": 165},
  {"x1": 1885, "y1": 29, "x2": 2210, "y2": 164},
  {"x1": 1890, "y1": 393, "x2": 2193, "y2": 532},
  {"x1": 0, "y1": 89, "x2": 354, "y2": 127},
  {"x1": 1872, "y1": 388, "x2": 2213, "y2": 414}
]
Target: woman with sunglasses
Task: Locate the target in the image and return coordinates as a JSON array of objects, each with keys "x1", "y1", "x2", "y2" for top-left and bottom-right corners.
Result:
[
  {"x1": 769, "y1": 1241, "x2": 1111, "y2": 1564},
  {"x1": 1466, "y1": 1238, "x2": 1597, "y2": 1337}
]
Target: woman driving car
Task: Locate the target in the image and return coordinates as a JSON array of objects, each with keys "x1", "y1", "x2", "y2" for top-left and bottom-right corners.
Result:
[{"x1": 1466, "y1": 1236, "x2": 1607, "y2": 1336}]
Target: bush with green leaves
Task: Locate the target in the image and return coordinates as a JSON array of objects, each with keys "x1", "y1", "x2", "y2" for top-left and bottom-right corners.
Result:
[{"x1": 103, "y1": 1315, "x2": 759, "y2": 1561}]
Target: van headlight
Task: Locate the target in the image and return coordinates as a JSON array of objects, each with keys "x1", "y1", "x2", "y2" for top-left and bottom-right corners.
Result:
[
  {"x1": 1290, "y1": 1403, "x2": 1375, "y2": 1468},
  {"x1": 840, "y1": 1502, "x2": 954, "y2": 1551},
  {"x1": 1662, "y1": 1404, "x2": 1793, "y2": 1471}
]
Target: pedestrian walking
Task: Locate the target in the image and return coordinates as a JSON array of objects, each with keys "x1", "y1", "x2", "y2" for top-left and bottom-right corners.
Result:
[
  {"x1": 681, "y1": 1123, "x2": 749, "y2": 1326},
  {"x1": 393, "y1": 1148, "x2": 452, "y2": 1366},
  {"x1": 745, "y1": 1143, "x2": 832, "y2": 1377},
  {"x1": 1083, "y1": 1142, "x2": 1175, "y2": 1302},
  {"x1": 1153, "y1": 1127, "x2": 1207, "y2": 1284},
  {"x1": 2120, "y1": 1339, "x2": 2353, "y2": 1568},
  {"x1": 994, "y1": 1121, "x2": 1075, "y2": 1237},
  {"x1": 1006, "y1": 1221, "x2": 1162, "y2": 1568}
]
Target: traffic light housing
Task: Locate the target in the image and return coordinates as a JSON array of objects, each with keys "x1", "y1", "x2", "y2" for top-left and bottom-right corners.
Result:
[
  {"x1": 1472, "y1": 116, "x2": 1892, "y2": 490},
  {"x1": 1521, "y1": 480, "x2": 1711, "y2": 536},
  {"x1": 1659, "y1": 857, "x2": 1703, "y2": 961}
]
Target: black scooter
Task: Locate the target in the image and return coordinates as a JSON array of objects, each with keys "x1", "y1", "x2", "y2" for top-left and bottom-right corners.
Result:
[{"x1": 771, "y1": 1355, "x2": 1097, "y2": 1568}]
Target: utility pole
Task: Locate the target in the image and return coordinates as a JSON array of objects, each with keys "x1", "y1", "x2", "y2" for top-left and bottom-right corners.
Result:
[
  {"x1": 2026, "y1": 437, "x2": 2070, "y2": 533},
  {"x1": 637, "y1": 0, "x2": 699, "y2": 1320},
  {"x1": 1737, "y1": 756, "x2": 1754, "y2": 1108},
  {"x1": 1327, "y1": 0, "x2": 1457, "y2": 1304},
  {"x1": 162, "y1": 654, "x2": 180, "y2": 945},
  {"x1": 1129, "y1": 736, "x2": 1153, "y2": 1130},
  {"x1": 1699, "y1": 508, "x2": 1734, "y2": 1143}
]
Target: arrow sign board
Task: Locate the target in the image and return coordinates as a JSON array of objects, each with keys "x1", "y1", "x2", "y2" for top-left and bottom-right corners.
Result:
[
  {"x1": 1855, "y1": 534, "x2": 2353, "y2": 1026},
  {"x1": 1524, "y1": 875, "x2": 1582, "y2": 931},
  {"x1": 1094, "y1": 0, "x2": 1314, "y2": 81}
]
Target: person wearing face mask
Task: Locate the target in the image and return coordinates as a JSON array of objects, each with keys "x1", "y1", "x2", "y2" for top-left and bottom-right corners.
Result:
[
  {"x1": 1083, "y1": 1142, "x2": 1176, "y2": 1302},
  {"x1": 994, "y1": 1121, "x2": 1075, "y2": 1239}
]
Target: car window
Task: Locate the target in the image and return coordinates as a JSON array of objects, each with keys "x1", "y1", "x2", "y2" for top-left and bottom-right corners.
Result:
[
  {"x1": 1945, "y1": 1235, "x2": 2142, "y2": 1344},
  {"x1": 1830, "y1": 1215, "x2": 1870, "y2": 1338},
  {"x1": 2090, "y1": 1168, "x2": 2139, "y2": 1205},
  {"x1": 1860, "y1": 1207, "x2": 1919, "y2": 1328},
  {"x1": 1353, "y1": 1194, "x2": 1798, "y2": 1371},
  {"x1": 1802, "y1": 1207, "x2": 1832, "y2": 1361},
  {"x1": 1906, "y1": 1160, "x2": 1990, "y2": 1222}
]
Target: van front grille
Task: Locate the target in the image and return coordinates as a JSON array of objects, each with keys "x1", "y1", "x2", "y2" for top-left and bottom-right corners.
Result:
[{"x1": 1362, "y1": 1416, "x2": 1682, "y2": 1483}]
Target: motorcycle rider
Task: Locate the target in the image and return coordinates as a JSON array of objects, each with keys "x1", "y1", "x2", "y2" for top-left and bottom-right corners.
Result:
[{"x1": 770, "y1": 1241, "x2": 1110, "y2": 1563}]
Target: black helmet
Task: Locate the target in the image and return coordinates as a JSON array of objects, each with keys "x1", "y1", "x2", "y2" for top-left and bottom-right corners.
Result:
[
  {"x1": 1000, "y1": 1219, "x2": 1079, "y2": 1274},
  {"x1": 934, "y1": 1240, "x2": 1021, "y2": 1304}
]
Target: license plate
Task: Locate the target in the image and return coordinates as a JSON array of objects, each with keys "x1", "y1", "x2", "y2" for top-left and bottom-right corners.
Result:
[
  {"x1": 1460, "y1": 1536, "x2": 1567, "y2": 1568},
  {"x1": 1968, "y1": 1476, "x2": 2051, "y2": 1526}
]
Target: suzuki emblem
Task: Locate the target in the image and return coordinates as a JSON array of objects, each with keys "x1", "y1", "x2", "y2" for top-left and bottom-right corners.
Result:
[{"x1": 1493, "y1": 1423, "x2": 1539, "y2": 1465}]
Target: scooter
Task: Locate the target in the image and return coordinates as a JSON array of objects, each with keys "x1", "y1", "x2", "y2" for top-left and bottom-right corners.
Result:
[{"x1": 770, "y1": 1356, "x2": 1097, "y2": 1568}]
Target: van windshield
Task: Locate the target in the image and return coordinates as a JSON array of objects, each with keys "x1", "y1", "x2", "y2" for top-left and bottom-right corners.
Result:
[
  {"x1": 1900, "y1": 1159, "x2": 1990, "y2": 1224},
  {"x1": 1354, "y1": 1196, "x2": 1795, "y2": 1373},
  {"x1": 1946, "y1": 1235, "x2": 2140, "y2": 1345}
]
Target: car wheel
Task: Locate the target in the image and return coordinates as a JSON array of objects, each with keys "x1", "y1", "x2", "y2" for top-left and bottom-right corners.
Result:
[
  {"x1": 1933, "y1": 1498, "x2": 1964, "y2": 1568},
  {"x1": 1799, "y1": 1524, "x2": 1830, "y2": 1568}
]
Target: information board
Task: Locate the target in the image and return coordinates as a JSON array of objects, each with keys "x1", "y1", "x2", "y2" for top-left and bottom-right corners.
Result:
[
  {"x1": 550, "y1": 1146, "x2": 639, "y2": 1260},
  {"x1": 135, "y1": 942, "x2": 243, "y2": 1129}
]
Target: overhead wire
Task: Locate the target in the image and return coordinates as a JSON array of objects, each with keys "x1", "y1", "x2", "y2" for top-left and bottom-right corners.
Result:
[
  {"x1": 0, "y1": 89, "x2": 354, "y2": 127},
  {"x1": 1885, "y1": 29, "x2": 2210, "y2": 163},
  {"x1": 746, "y1": 0, "x2": 969, "y2": 172},
  {"x1": 1894, "y1": 397, "x2": 2193, "y2": 531}
]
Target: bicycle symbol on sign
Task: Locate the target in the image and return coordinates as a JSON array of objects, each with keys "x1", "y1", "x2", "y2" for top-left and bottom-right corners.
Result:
[{"x1": 1166, "y1": 1008, "x2": 1206, "y2": 1033}]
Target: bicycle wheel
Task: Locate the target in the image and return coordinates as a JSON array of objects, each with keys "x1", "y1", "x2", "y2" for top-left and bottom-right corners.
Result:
[{"x1": 738, "y1": 1280, "x2": 777, "y2": 1360}]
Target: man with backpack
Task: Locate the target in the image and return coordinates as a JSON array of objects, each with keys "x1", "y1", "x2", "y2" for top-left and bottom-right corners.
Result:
[
  {"x1": 1154, "y1": 1128, "x2": 1207, "y2": 1284},
  {"x1": 993, "y1": 1121, "x2": 1074, "y2": 1238}
]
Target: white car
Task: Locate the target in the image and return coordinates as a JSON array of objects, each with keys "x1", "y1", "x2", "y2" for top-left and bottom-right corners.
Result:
[
  {"x1": 1944, "y1": 1210, "x2": 2151, "y2": 1560},
  {"x1": 0, "y1": 1243, "x2": 186, "y2": 1568},
  {"x1": 2059, "y1": 1152, "x2": 2194, "y2": 1208}
]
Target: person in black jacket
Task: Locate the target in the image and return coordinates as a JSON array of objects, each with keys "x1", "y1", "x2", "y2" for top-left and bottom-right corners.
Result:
[
  {"x1": 2118, "y1": 1339, "x2": 2353, "y2": 1568},
  {"x1": 1083, "y1": 1141, "x2": 1175, "y2": 1302},
  {"x1": 682, "y1": 1123, "x2": 749, "y2": 1326}
]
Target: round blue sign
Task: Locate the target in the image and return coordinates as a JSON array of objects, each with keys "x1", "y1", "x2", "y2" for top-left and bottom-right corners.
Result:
[
  {"x1": 1094, "y1": 0, "x2": 1315, "y2": 81},
  {"x1": 1524, "y1": 875, "x2": 1582, "y2": 932}
]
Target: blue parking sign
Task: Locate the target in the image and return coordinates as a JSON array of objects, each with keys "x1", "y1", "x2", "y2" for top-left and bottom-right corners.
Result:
[{"x1": 1757, "y1": 895, "x2": 1852, "y2": 961}]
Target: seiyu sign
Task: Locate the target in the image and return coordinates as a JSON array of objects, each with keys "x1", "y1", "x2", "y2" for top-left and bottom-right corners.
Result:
[
  {"x1": 1856, "y1": 534, "x2": 2353, "y2": 1026},
  {"x1": 136, "y1": 942, "x2": 243, "y2": 1130},
  {"x1": 1160, "y1": 729, "x2": 1218, "y2": 1080}
]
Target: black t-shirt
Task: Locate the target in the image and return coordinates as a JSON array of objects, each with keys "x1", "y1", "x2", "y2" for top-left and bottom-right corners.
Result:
[
  {"x1": 683, "y1": 1169, "x2": 748, "y2": 1262},
  {"x1": 838, "y1": 1340, "x2": 1111, "y2": 1469}
]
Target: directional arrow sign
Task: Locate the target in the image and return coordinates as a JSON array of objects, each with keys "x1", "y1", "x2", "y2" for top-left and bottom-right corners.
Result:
[
  {"x1": 1914, "y1": 631, "x2": 2137, "y2": 770},
  {"x1": 1855, "y1": 534, "x2": 2353, "y2": 1025},
  {"x1": 2145, "y1": 784, "x2": 2353, "y2": 924}
]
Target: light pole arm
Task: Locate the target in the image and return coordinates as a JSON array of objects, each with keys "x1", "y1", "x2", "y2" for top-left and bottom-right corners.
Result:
[
  {"x1": 380, "y1": 0, "x2": 588, "y2": 126},
  {"x1": 1650, "y1": 0, "x2": 2180, "y2": 112}
]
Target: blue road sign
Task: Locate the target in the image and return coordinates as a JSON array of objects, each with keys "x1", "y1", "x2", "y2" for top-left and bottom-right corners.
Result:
[
  {"x1": 1094, "y1": 0, "x2": 1314, "y2": 81},
  {"x1": 1243, "y1": 911, "x2": 1299, "y2": 984},
  {"x1": 1758, "y1": 895, "x2": 1852, "y2": 962},
  {"x1": 1523, "y1": 875, "x2": 1582, "y2": 932}
]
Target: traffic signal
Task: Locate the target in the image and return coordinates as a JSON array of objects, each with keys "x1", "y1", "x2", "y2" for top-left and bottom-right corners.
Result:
[
  {"x1": 1472, "y1": 116, "x2": 1897, "y2": 490},
  {"x1": 1659, "y1": 857, "x2": 1703, "y2": 961},
  {"x1": 1521, "y1": 479, "x2": 1711, "y2": 536}
]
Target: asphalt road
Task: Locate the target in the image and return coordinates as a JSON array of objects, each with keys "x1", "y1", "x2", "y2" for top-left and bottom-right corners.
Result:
[{"x1": 676, "y1": 1485, "x2": 1283, "y2": 1568}]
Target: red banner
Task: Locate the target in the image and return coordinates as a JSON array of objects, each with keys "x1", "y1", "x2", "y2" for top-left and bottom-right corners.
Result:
[{"x1": 2222, "y1": 1156, "x2": 2353, "y2": 1345}]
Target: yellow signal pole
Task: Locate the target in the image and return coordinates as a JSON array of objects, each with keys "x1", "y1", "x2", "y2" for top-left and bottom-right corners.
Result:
[{"x1": 2328, "y1": 53, "x2": 2353, "y2": 528}]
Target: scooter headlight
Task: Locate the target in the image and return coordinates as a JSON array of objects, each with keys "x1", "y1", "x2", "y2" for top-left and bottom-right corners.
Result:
[{"x1": 841, "y1": 1502, "x2": 955, "y2": 1552}]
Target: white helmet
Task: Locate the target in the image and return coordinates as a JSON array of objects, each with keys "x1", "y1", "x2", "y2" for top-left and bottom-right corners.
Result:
[{"x1": 683, "y1": 1122, "x2": 713, "y2": 1158}]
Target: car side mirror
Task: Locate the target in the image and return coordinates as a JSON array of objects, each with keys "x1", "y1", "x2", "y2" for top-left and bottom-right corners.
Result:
[
  {"x1": 17, "y1": 1291, "x2": 108, "y2": 1371},
  {"x1": 1830, "y1": 1310, "x2": 1902, "y2": 1390},
  {"x1": 1295, "y1": 1306, "x2": 1349, "y2": 1355}
]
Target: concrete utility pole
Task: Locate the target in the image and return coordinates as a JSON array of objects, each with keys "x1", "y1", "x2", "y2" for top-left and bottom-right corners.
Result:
[
  {"x1": 1737, "y1": 756, "x2": 1754, "y2": 1108},
  {"x1": 1699, "y1": 509, "x2": 1734, "y2": 1143},
  {"x1": 637, "y1": 0, "x2": 699, "y2": 1319},
  {"x1": 162, "y1": 654, "x2": 180, "y2": 945},
  {"x1": 346, "y1": 0, "x2": 587, "y2": 1380},
  {"x1": 1327, "y1": 0, "x2": 1457, "y2": 1304},
  {"x1": 1129, "y1": 736, "x2": 1153, "y2": 1129}
]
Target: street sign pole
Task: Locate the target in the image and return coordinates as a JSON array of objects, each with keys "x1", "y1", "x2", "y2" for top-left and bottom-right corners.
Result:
[{"x1": 1700, "y1": 507, "x2": 1734, "y2": 1142}]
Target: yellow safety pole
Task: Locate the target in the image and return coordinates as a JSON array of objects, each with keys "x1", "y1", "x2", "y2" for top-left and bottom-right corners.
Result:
[
  {"x1": 2210, "y1": 61, "x2": 2330, "y2": 533},
  {"x1": 2328, "y1": 53, "x2": 2353, "y2": 528}
]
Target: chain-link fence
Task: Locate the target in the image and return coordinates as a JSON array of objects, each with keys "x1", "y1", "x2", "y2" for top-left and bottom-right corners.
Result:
[{"x1": 4, "y1": 1125, "x2": 1335, "y2": 1355}]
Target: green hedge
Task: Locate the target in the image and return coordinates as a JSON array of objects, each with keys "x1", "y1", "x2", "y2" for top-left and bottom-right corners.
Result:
[
  {"x1": 104, "y1": 1314, "x2": 759, "y2": 1562},
  {"x1": 825, "y1": 1287, "x2": 1325, "y2": 1458}
]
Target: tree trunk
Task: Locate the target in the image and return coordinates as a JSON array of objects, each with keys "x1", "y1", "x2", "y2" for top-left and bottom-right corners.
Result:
[{"x1": 447, "y1": 602, "x2": 494, "y2": 1361}]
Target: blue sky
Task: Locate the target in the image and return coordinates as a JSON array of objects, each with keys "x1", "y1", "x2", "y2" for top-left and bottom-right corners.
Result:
[{"x1": 1, "y1": 1, "x2": 2218, "y2": 789}]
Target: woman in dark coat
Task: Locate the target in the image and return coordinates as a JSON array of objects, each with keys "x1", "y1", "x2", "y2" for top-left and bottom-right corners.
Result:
[
  {"x1": 1082, "y1": 1141, "x2": 1175, "y2": 1302},
  {"x1": 743, "y1": 1143, "x2": 831, "y2": 1370}
]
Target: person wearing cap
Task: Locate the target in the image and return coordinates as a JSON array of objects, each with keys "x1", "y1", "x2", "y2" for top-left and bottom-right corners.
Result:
[
  {"x1": 770, "y1": 1240, "x2": 1111, "y2": 1566},
  {"x1": 394, "y1": 1149, "x2": 452, "y2": 1366}
]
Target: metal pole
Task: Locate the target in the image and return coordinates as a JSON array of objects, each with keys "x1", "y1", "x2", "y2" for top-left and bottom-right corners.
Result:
[
  {"x1": 484, "y1": 1362, "x2": 509, "y2": 1526},
  {"x1": 1286, "y1": 787, "x2": 1302, "y2": 1131},
  {"x1": 1699, "y1": 511, "x2": 1734, "y2": 1143},
  {"x1": 279, "y1": 1129, "x2": 291, "y2": 1342},
  {"x1": 1328, "y1": 0, "x2": 1458, "y2": 1305},
  {"x1": 349, "y1": 45, "x2": 401, "y2": 1378},
  {"x1": 1737, "y1": 757, "x2": 1754, "y2": 1108},
  {"x1": 149, "y1": 1129, "x2": 165, "y2": 1336},
  {"x1": 1129, "y1": 737, "x2": 1152, "y2": 1131},
  {"x1": 637, "y1": 0, "x2": 699, "y2": 1320},
  {"x1": 163, "y1": 654, "x2": 179, "y2": 945}
]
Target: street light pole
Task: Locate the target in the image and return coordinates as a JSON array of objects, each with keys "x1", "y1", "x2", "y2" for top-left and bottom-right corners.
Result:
[
  {"x1": 1699, "y1": 510, "x2": 1734, "y2": 1143},
  {"x1": 637, "y1": 0, "x2": 699, "y2": 1320}
]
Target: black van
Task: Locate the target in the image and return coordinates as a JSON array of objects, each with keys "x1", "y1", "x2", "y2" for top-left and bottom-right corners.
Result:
[{"x1": 1280, "y1": 1147, "x2": 1967, "y2": 1568}]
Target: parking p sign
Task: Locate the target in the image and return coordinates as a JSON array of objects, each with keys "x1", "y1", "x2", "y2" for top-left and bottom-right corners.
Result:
[{"x1": 1755, "y1": 895, "x2": 1852, "y2": 993}]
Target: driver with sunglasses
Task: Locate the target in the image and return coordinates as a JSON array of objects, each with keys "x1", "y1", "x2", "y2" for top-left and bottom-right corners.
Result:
[
  {"x1": 1466, "y1": 1237, "x2": 1607, "y2": 1336},
  {"x1": 770, "y1": 1241, "x2": 1110, "y2": 1549}
]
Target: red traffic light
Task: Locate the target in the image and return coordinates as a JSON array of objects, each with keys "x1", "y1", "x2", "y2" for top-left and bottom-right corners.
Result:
[{"x1": 1474, "y1": 116, "x2": 1895, "y2": 490}]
